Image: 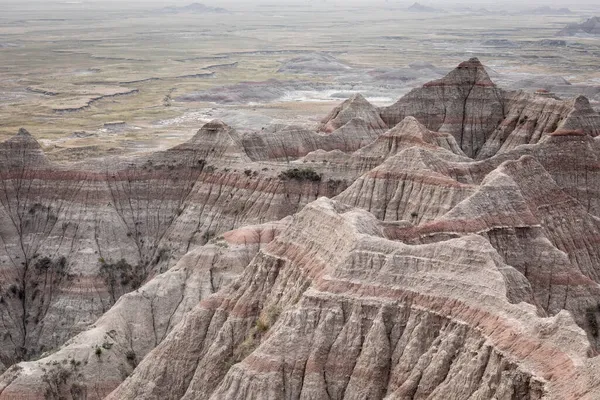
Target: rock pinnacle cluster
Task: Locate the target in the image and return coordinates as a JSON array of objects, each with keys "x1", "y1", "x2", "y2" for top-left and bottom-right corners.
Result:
[{"x1": 1, "y1": 58, "x2": 600, "y2": 399}]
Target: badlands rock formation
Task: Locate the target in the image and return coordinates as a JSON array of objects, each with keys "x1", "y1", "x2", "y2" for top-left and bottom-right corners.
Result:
[
  {"x1": 159, "y1": 3, "x2": 230, "y2": 14},
  {"x1": 381, "y1": 58, "x2": 600, "y2": 158},
  {"x1": 319, "y1": 93, "x2": 388, "y2": 133},
  {"x1": 0, "y1": 121, "x2": 350, "y2": 370},
  {"x1": 1, "y1": 58, "x2": 600, "y2": 399},
  {"x1": 557, "y1": 16, "x2": 600, "y2": 36}
]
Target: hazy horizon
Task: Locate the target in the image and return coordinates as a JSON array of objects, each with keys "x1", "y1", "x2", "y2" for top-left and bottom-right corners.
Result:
[{"x1": 1, "y1": 0, "x2": 599, "y2": 9}]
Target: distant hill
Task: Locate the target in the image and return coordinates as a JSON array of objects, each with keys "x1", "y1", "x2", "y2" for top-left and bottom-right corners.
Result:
[
  {"x1": 453, "y1": 7, "x2": 508, "y2": 16},
  {"x1": 527, "y1": 6, "x2": 572, "y2": 15},
  {"x1": 160, "y1": 3, "x2": 230, "y2": 14},
  {"x1": 557, "y1": 16, "x2": 600, "y2": 36},
  {"x1": 407, "y1": 2, "x2": 441, "y2": 13}
]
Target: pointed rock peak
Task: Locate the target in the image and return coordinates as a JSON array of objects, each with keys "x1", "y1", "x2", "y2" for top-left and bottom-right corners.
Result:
[
  {"x1": 319, "y1": 93, "x2": 387, "y2": 133},
  {"x1": 356, "y1": 116, "x2": 466, "y2": 160},
  {"x1": 197, "y1": 119, "x2": 231, "y2": 135},
  {"x1": 430, "y1": 162, "x2": 539, "y2": 242},
  {"x1": 17, "y1": 127, "x2": 32, "y2": 137},
  {"x1": 5, "y1": 127, "x2": 43, "y2": 149},
  {"x1": 0, "y1": 128, "x2": 47, "y2": 167},
  {"x1": 330, "y1": 93, "x2": 376, "y2": 113},
  {"x1": 573, "y1": 95, "x2": 592, "y2": 110},
  {"x1": 347, "y1": 93, "x2": 370, "y2": 104},
  {"x1": 458, "y1": 57, "x2": 483, "y2": 68},
  {"x1": 387, "y1": 116, "x2": 430, "y2": 136},
  {"x1": 426, "y1": 57, "x2": 495, "y2": 88},
  {"x1": 479, "y1": 166, "x2": 520, "y2": 188},
  {"x1": 332, "y1": 93, "x2": 377, "y2": 113},
  {"x1": 497, "y1": 155, "x2": 574, "y2": 197},
  {"x1": 553, "y1": 94, "x2": 600, "y2": 137},
  {"x1": 173, "y1": 118, "x2": 249, "y2": 162}
]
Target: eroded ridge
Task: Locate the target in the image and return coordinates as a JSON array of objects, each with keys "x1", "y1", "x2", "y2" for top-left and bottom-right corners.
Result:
[{"x1": 1, "y1": 58, "x2": 600, "y2": 399}]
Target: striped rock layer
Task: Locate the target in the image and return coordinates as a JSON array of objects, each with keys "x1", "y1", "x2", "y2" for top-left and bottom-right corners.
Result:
[{"x1": 1, "y1": 58, "x2": 600, "y2": 399}]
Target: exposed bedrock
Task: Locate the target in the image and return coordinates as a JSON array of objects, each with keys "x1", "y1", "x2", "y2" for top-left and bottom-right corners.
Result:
[
  {"x1": 0, "y1": 220, "x2": 289, "y2": 399},
  {"x1": 380, "y1": 58, "x2": 600, "y2": 159},
  {"x1": 1, "y1": 57, "x2": 600, "y2": 399},
  {"x1": 319, "y1": 93, "x2": 388, "y2": 133},
  {"x1": 556, "y1": 16, "x2": 600, "y2": 36},
  {"x1": 242, "y1": 118, "x2": 381, "y2": 162},
  {"x1": 476, "y1": 93, "x2": 600, "y2": 159},
  {"x1": 106, "y1": 198, "x2": 600, "y2": 400},
  {"x1": 380, "y1": 154, "x2": 600, "y2": 344},
  {"x1": 380, "y1": 57, "x2": 506, "y2": 158},
  {"x1": 0, "y1": 121, "x2": 350, "y2": 368}
]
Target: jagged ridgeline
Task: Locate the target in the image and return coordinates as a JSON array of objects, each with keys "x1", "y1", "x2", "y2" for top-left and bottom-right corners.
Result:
[{"x1": 1, "y1": 58, "x2": 600, "y2": 399}]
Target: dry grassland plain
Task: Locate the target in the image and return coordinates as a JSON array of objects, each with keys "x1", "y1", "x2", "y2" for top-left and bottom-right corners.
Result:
[{"x1": 1, "y1": 1, "x2": 599, "y2": 161}]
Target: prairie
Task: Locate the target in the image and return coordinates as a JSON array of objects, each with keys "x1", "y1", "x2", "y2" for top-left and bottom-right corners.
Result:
[{"x1": 1, "y1": 1, "x2": 599, "y2": 160}]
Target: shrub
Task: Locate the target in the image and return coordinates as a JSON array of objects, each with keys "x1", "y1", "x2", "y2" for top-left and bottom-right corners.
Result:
[
  {"x1": 202, "y1": 231, "x2": 215, "y2": 243},
  {"x1": 9, "y1": 364, "x2": 23, "y2": 372},
  {"x1": 255, "y1": 306, "x2": 281, "y2": 333},
  {"x1": 94, "y1": 347, "x2": 102, "y2": 357},
  {"x1": 586, "y1": 305, "x2": 599, "y2": 338},
  {"x1": 235, "y1": 335, "x2": 257, "y2": 363},
  {"x1": 279, "y1": 168, "x2": 321, "y2": 182},
  {"x1": 153, "y1": 247, "x2": 170, "y2": 265},
  {"x1": 42, "y1": 365, "x2": 72, "y2": 399},
  {"x1": 99, "y1": 258, "x2": 145, "y2": 302},
  {"x1": 125, "y1": 350, "x2": 137, "y2": 367},
  {"x1": 255, "y1": 318, "x2": 269, "y2": 333},
  {"x1": 70, "y1": 382, "x2": 87, "y2": 398},
  {"x1": 34, "y1": 256, "x2": 67, "y2": 276}
]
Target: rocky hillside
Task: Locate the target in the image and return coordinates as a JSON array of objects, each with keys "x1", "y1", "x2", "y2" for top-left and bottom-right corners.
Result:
[
  {"x1": 1, "y1": 58, "x2": 600, "y2": 399},
  {"x1": 557, "y1": 16, "x2": 600, "y2": 36}
]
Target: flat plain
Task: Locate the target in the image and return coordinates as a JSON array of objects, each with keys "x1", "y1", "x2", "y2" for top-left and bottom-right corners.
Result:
[{"x1": 1, "y1": 1, "x2": 599, "y2": 161}]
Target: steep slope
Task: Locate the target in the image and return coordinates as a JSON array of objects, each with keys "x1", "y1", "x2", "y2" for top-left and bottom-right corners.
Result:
[
  {"x1": 0, "y1": 121, "x2": 352, "y2": 369},
  {"x1": 31, "y1": 113, "x2": 600, "y2": 400},
  {"x1": 380, "y1": 58, "x2": 600, "y2": 159},
  {"x1": 334, "y1": 117, "x2": 471, "y2": 223},
  {"x1": 0, "y1": 220, "x2": 289, "y2": 398},
  {"x1": 106, "y1": 198, "x2": 600, "y2": 400},
  {"x1": 476, "y1": 93, "x2": 600, "y2": 159},
  {"x1": 242, "y1": 118, "x2": 380, "y2": 162},
  {"x1": 319, "y1": 93, "x2": 387, "y2": 133},
  {"x1": 0, "y1": 128, "x2": 49, "y2": 169},
  {"x1": 557, "y1": 16, "x2": 600, "y2": 36},
  {"x1": 2, "y1": 57, "x2": 600, "y2": 399},
  {"x1": 352, "y1": 116, "x2": 468, "y2": 167},
  {"x1": 163, "y1": 119, "x2": 249, "y2": 164},
  {"x1": 384, "y1": 155, "x2": 600, "y2": 340},
  {"x1": 380, "y1": 57, "x2": 505, "y2": 157}
]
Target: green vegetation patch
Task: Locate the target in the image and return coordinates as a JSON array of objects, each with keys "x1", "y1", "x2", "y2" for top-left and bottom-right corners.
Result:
[{"x1": 279, "y1": 168, "x2": 322, "y2": 182}]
